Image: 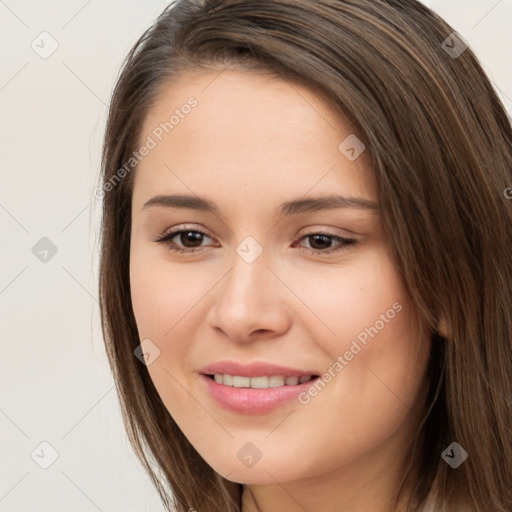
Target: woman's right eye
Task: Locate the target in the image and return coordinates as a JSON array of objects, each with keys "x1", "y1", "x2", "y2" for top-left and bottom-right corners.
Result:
[{"x1": 154, "y1": 228, "x2": 214, "y2": 253}]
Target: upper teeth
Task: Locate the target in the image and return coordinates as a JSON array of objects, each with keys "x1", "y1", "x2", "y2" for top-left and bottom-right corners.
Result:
[{"x1": 213, "y1": 374, "x2": 313, "y2": 388}]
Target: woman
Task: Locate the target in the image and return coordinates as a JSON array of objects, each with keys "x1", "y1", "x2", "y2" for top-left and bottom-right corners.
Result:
[{"x1": 97, "y1": 1, "x2": 512, "y2": 510}]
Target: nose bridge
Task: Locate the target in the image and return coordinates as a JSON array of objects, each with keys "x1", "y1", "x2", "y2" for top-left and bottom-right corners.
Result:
[
  {"x1": 207, "y1": 235, "x2": 290, "y2": 339},
  {"x1": 223, "y1": 236, "x2": 274, "y2": 312}
]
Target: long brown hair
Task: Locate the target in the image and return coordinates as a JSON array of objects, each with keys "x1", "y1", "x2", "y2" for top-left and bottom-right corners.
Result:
[{"x1": 97, "y1": 1, "x2": 512, "y2": 510}]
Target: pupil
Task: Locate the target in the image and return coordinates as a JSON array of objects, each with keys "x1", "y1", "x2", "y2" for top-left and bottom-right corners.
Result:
[
  {"x1": 182, "y1": 231, "x2": 202, "y2": 247},
  {"x1": 310, "y1": 234, "x2": 330, "y2": 250}
]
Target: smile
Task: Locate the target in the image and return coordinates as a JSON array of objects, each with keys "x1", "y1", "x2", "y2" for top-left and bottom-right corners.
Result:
[
  {"x1": 201, "y1": 374, "x2": 321, "y2": 414},
  {"x1": 210, "y1": 374, "x2": 315, "y2": 388}
]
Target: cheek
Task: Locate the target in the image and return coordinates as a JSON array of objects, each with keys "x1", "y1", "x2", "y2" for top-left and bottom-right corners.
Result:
[
  {"x1": 129, "y1": 250, "x2": 219, "y2": 410},
  {"x1": 288, "y1": 245, "x2": 411, "y2": 353},
  {"x1": 292, "y1": 248, "x2": 429, "y2": 421},
  {"x1": 129, "y1": 253, "x2": 208, "y2": 422},
  {"x1": 129, "y1": 249, "x2": 207, "y2": 340}
]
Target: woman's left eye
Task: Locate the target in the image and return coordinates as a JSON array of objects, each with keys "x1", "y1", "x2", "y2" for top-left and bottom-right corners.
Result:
[{"x1": 154, "y1": 227, "x2": 357, "y2": 255}]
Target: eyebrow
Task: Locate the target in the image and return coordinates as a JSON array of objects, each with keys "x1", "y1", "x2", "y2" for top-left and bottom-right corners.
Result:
[{"x1": 142, "y1": 194, "x2": 380, "y2": 216}]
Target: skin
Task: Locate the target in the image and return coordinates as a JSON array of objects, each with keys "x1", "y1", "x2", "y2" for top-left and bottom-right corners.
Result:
[{"x1": 129, "y1": 68, "x2": 433, "y2": 512}]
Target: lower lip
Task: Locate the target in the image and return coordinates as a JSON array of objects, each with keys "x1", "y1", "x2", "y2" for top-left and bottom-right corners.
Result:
[{"x1": 200, "y1": 374, "x2": 318, "y2": 414}]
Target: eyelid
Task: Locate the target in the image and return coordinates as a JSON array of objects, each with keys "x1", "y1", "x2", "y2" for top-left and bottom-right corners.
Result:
[
  {"x1": 154, "y1": 224, "x2": 216, "y2": 242},
  {"x1": 155, "y1": 223, "x2": 357, "y2": 241}
]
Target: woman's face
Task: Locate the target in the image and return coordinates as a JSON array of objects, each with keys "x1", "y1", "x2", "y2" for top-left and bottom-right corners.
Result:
[{"x1": 129, "y1": 69, "x2": 431, "y2": 491}]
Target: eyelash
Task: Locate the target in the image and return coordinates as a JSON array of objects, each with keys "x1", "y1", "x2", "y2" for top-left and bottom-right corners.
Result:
[{"x1": 153, "y1": 226, "x2": 357, "y2": 256}]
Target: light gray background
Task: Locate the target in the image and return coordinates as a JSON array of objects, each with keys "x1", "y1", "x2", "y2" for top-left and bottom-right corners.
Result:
[{"x1": 1, "y1": 1, "x2": 511, "y2": 511}]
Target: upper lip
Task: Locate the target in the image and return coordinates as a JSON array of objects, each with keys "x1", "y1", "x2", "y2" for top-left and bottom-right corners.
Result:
[{"x1": 200, "y1": 361, "x2": 319, "y2": 378}]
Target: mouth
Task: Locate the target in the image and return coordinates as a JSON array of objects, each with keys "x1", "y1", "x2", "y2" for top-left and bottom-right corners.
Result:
[
  {"x1": 205, "y1": 373, "x2": 320, "y2": 389},
  {"x1": 201, "y1": 373, "x2": 321, "y2": 414}
]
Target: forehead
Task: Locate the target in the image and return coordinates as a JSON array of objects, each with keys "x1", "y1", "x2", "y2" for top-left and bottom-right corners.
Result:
[{"x1": 132, "y1": 68, "x2": 376, "y2": 212}]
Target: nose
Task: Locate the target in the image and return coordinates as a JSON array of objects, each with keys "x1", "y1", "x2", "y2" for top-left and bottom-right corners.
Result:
[{"x1": 205, "y1": 249, "x2": 292, "y2": 344}]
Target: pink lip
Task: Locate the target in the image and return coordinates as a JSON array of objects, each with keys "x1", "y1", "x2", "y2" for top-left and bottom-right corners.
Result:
[
  {"x1": 199, "y1": 360, "x2": 318, "y2": 378},
  {"x1": 199, "y1": 360, "x2": 320, "y2": 414},
  {"x1": 200, "y1": 374, "x2": 319, "y2": 414}
]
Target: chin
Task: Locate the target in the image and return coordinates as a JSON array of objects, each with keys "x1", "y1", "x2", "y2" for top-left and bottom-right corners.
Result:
[{"x1": 203, "y1": 452, "x2": 308, "y2": 485}]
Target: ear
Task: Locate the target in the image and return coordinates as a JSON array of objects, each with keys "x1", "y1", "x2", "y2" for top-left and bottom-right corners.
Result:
[{"x1": 437, "y1": 315, "x2": 448, "y2": 338}]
